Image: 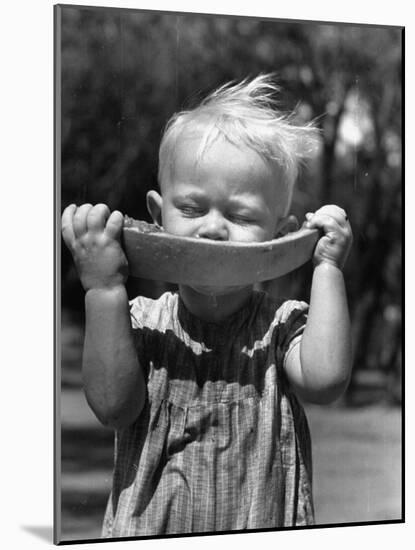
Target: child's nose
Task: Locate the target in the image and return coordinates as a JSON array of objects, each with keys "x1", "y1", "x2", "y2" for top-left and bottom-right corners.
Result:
[{"x1": 198, "y1": 211, "x2": 228, "y2": 241}]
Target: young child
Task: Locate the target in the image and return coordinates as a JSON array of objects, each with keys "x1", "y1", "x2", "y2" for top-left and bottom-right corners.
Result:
[{"x1": 61, "y1": 75, "x2": 353, "y2": 536}]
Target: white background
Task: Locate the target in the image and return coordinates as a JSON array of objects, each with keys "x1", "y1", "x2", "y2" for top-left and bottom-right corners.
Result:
[{"x1": 1, "y1": 0, "x2": 410, "y2": 548}]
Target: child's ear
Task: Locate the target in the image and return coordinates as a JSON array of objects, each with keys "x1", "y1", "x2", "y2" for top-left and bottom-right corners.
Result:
[
  {"x1": 274, "y1": 215, "x2": 299, "y2": 238},
  {"x1": 146, "y1": 190, "x2": 163, "y2": 226}
]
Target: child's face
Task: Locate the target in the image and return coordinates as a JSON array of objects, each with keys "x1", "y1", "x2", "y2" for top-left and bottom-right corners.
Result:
[{"x1": 152, "y1": 133, "x2": 286, "y2": 243}]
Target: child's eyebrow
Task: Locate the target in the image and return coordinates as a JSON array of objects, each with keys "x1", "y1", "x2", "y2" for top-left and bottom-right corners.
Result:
[
  {"x1": 176, "y1": 191, "x2": 206, "y2": 201},
  {"x1": 227, "y1": 194, "x2": 264, "y2": 210}
]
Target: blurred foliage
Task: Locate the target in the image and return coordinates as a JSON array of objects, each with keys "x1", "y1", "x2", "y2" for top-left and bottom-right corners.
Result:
[{"x1": 58, "y1": 6, "x2": 402, "y2": 403}]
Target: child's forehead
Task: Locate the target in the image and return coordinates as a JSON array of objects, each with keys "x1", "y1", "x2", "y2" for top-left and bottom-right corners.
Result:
[
  {"x1": 172, "y1": 131, "x2": 266, "y2": 174},
  {"x1": 162, "y1": 118, "x2": 288, "y2": 203},
  {"x1": 171, "y1": 125, "x2": 261, "y2": 169},
  {"x1": 166, "y1": 135, "x2": 285, "y2": 200}
]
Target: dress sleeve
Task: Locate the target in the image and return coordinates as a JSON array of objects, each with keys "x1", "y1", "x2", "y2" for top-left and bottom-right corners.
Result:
[
  {"x1": 129, "y1": 295, "x2": 147, "y2": 330},
  {"x1": 127, "y1": 292, "x2": 175, "y2": 373},
  {"x1": 275, "y1": 300, "x2": 309, "y2": 366},
  {"x1": 128, "y1": 295, "x2": 154, "y2": 375}
]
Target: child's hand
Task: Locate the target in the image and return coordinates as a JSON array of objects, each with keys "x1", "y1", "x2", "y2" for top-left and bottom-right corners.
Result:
[
  {"x1": 61, "y1": 203, "x2": 128, "y2": 291},
  {"x1": 304, "y1": 205, "x2": 353, "y2": 270}
]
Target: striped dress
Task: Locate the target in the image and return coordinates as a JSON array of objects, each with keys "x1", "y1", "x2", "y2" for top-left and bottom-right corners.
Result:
[{"x1": 101, "y1": 290, "x2": 314, "y2": 537}]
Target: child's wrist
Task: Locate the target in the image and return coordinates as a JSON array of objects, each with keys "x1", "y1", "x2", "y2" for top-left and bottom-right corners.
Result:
[
  {"x1": 85, "y1": 283, "x2": 128, "y2": 302},
  {"x1": 313, "y1": 258, "x2": 344, "y2": 273}
]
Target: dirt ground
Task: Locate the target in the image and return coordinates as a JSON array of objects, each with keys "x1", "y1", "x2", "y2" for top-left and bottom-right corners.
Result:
[{"x1": 58, "y1": 313, "x2": 402, "y2": 542}]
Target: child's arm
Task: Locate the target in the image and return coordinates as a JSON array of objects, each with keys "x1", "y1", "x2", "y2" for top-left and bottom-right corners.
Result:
[
  {"x1": 284, "y1": 205, "x2": 353, "y2": 404},
  {"x1": 62, "y1": 203, "x2": 145, "y2": 429}
]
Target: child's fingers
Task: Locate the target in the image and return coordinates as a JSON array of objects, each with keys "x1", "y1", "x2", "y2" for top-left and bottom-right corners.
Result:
[
  {"x1": 305, "y1": 212, "x2": 342, "y2": 234},
  {"x1": 86, "y1": 203, "x2": 111, "y2": 232},
  {"x1": 61, "y1": 204, "x2": 77, "y2": 247},
  {"x1": 307, "y1": 205, "x2": 348, "y2": 226},
  {"x1": 304, "y1": 206, "x2": 352, "y2": 269},
  {"x1": 308, "y1": 212, "x2": 352, "y2": 246},
  {"x1": 105, "y1": 210, "x2": 124, "y2": 240},
  {"x1": 73, "y1": 203, "x2": 93, "y2": 238}
]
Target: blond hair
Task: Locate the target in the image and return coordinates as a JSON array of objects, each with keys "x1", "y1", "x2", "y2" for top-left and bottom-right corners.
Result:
[{"x1": 158, "y1": 74, "x2": 319, "y2": 215}]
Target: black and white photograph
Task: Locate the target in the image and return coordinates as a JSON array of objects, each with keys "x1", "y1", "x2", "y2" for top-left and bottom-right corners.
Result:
[{"x1": 54, "y1": 2, "x2": 403, "y2": 545}]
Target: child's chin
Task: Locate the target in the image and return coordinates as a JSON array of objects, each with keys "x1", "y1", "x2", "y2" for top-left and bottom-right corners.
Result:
[{"x1": 190, "y1": 284, "x2": 248, "y2": 297}]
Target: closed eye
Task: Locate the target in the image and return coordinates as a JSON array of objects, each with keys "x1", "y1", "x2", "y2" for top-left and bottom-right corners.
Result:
[
  {"x1": 228, "y1": 214, "x2": 256, "y2": 225},
  {"x1": 179, "y1": 204, "x2": 206, "y2": 217}
]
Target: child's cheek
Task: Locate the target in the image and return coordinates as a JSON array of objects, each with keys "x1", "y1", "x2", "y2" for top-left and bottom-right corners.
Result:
[
  {"x1": 162, "y1": 211, "x2": 198, "y2": 238},
  {"x1": 231, "y1": 225, "x2": 272, "y2": 244}
]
